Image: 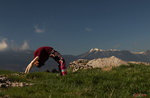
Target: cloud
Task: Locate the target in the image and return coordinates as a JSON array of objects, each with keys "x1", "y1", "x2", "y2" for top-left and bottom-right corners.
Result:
[
  {"x1": 0, "y1": 39, "x2": 8, "y2": 51},
  {"x1": 20, "y1": 41, "x2": 30, "y2": 50},
  {"x1": 2, "y1": 39, "x2": 30, "y2": 51},
  {"x1": 0, "y1": 37, "x2": 30, "y2": 51},
  {"x1": 34, "y1": 24, "x2": 45, "y2": 33},
  {"x1": 10, "y1": 40, "x2": 30, "y2": 51},
  {"x1": 85, "y1": 27, "x2": 92, "y2": 32}
]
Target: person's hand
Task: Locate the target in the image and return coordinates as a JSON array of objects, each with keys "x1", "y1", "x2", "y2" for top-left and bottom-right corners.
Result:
[
  {"x1": 25, "y1": 56, "x2": 39, "y2": 74},
  {"x1": 25, "y1": 64, "x2": 32, "y2": 73}
]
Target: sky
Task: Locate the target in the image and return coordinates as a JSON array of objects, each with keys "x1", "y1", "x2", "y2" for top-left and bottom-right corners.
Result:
[{"x1": 0, "y1": 0, "x2": 150, "y2": 55}]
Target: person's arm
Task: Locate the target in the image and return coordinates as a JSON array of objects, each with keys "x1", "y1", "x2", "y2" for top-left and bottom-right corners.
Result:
[{"x1": 25, "y1": 56, "x2": 39, "y2": 73}]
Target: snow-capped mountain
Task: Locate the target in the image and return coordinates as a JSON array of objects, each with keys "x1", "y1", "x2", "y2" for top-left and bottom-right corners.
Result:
[
  {"x1": 89, "y1": 48, "x2": 120, "y2": 53},
  {"x1": 78, "y1": 48, "x2": 150, "y2": 62}
]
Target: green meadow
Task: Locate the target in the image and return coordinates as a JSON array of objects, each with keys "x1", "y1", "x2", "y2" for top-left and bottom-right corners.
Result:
[{"x1": 0, "y1": 63, "x2": 150, "y2": 98}]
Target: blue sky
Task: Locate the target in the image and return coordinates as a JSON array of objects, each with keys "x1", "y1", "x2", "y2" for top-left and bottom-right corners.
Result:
[{"x1": 0, "y1": 0, "x2": 150, "y2": 55}]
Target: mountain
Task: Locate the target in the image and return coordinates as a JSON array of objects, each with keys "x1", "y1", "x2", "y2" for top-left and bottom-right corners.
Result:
[
  {"x1": 78, "y1": 48, "x2": 150, "y2": 62},
  {"x1": 0, "y1": 50, "x2": 34, "y2": 71}
]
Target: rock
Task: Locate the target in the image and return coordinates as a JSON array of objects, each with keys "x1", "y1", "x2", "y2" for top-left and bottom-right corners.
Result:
[
  {"x1": 0, "y1": 76, "x2": 7, "y2": 83},
  {"x1": 87, "y1": 56, "x2": 127, "y2": 68},
  {"x1": 69, "y1": 56, "x2": 150, "y2": 72},
  {"x1": 69, "y1": 56, "x2": 128, "y2": 72},
  {"x1": 0, "y1": 75, "x2": 33, "y2": 88},
  {"x1": 69, "y1": 59, "x2": 92, "y2": 72}
]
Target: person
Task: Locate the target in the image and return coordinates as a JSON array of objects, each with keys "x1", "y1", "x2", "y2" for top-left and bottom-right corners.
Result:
[{"x1": 25, "y1": 46, "x2": 67, "y2": 76}]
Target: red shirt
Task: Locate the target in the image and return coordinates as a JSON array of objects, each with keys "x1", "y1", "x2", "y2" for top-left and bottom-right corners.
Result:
[{"x1": 34, "y1": 46, "x2": 53, "y2": 67}]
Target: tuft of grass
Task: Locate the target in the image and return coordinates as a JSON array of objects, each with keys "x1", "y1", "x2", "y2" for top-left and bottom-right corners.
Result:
[
  {"x1": 0, "y1": 70, "x2": 15, "y2": 75},
  {"x1": 1, "y1": 63, "x2": 150, "y2": 97}
]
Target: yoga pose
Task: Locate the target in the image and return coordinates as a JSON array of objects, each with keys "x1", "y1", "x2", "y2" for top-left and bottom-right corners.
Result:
[{"x1": 25, "y1": 46, "x2": 67, "y2": 76}]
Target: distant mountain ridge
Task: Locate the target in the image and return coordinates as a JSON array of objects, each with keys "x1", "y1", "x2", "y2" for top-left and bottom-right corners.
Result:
[
  {"x1": 78, "y1": 48, "x2": 150, "y2": 62},
  {"x1": 1, "y1": 48, "x2": 150, "y2": 71}
]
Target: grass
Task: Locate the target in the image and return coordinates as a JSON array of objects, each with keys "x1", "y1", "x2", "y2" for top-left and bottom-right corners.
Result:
[{"x1": 0, "y1": 63, "x2": 150, "y2": 98}]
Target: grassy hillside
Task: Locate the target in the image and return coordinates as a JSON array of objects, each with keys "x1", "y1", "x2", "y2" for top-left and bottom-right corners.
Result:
[{"x1": 0, "y1": 63, "x2": 150, "y2": 98}]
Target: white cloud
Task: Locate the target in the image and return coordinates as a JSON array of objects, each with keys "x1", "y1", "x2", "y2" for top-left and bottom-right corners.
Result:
[
  {"x1": 0, "y1": 37, "x2": 30, "y2": 51},
  {"x1": 0, "y1": 39, "x2": 8, "y2": 51},
  {"x1": 20, "y1": 41, "x2": 30, "y2": 50},
  {"x1": 34, "y1": 24, "x2": 45, "y2": 33},
  {"x1": 10, "y1": 40, "x2": 30, "y2": 51},
  {"x1": 85, "y1": 27, "x2": 92, "y2": 32}
]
